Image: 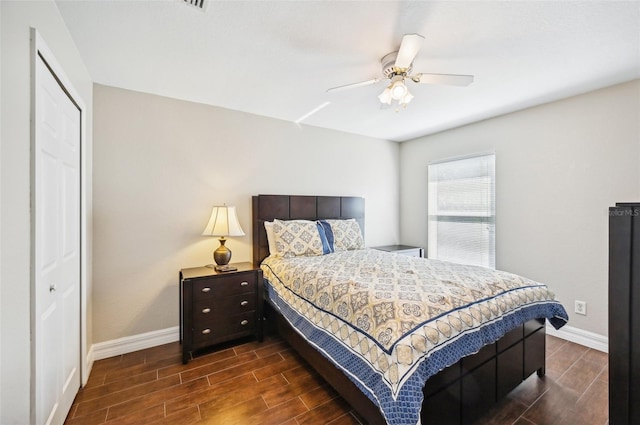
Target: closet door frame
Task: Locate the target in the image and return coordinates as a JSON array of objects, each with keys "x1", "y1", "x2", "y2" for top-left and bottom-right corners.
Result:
[{"x1": 30, "y1": 27, "x2": 90, "y2": 420}]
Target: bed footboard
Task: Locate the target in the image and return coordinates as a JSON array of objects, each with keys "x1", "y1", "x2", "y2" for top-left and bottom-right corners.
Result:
[
  {"x1": 267, "y1": 303, "x2": 546, "y2": 425},
  {"x1": 421, "y1": 319, "x2": 545, "y2": 425}
]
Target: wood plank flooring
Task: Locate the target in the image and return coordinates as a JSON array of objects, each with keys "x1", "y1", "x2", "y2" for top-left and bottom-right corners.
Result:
[{"x1": 65, "y1": 334, "x2": 608, "y2": 425}]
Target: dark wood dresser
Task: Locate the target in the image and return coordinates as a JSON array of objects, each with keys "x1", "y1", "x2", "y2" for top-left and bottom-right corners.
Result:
[
  {"x1": 609, "y1": 202, "x2": 640, "y2": 424},
  {"x1": 180, "y1": 262, "x2": 263, "y2": 363}
]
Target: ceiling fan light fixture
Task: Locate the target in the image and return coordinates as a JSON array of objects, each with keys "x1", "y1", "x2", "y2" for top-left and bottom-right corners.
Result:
[
  {"x1": 378, "y1": 87, "x2": 392, "y2": 105},
  {"x1": 379, "y1": 76, "x2": 413, "y2": 107},
  {"x1": 390, "y1": 81, "x2": 408, "y2": 100},
  {"x1": 389, "y1": 75, "x2": 408, "y2": 100},
  {"x1": 399, "y1": 91, "x2": 414, "y2": 107}
]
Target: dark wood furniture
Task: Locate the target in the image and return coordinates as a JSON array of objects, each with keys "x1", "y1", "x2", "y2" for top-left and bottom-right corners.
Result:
[
  {"x1": 252, "y1": 194, "x2": 546, "y2": 425},
  {"x1": 609, "y1": 202, "x2": 640, "y2": 425},
  {"x1": 179, "y1": 262, "x2": 263, "y2": 364},
  {"x1": 373, "y1": 244, "x2": 424, "y2": 257}
]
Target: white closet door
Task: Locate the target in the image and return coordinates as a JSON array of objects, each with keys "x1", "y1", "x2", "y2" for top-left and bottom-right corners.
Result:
[{"x1": 34, "y1": 54, "x2": 81, "y2": 425}]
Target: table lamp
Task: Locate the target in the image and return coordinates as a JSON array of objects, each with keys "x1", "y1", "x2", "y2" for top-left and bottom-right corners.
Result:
[{"x1": 202, "y1": 205, "x2": 245, "y2": 271}]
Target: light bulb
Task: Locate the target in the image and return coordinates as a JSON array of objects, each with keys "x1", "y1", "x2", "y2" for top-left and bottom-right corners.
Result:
[{"x1": 390, "y1": 81, "x2": 407, "y2": 100}]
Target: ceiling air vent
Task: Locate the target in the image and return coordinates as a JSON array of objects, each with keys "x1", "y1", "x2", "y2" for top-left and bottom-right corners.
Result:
[{"x1": 183, "y1": 0, "x2": 205, "y2": 10}]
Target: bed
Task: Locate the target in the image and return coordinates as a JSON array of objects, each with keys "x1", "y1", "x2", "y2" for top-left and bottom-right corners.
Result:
[{"x1": 252, "y1": 194, "x2": 568, "y2": 425}]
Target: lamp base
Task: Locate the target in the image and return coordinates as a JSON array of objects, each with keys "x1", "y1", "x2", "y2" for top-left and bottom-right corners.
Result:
[
  {"x1": 206, "y1": 238, "x2": 236, "y2": 271},
  {"x1": 213, "y1": 237, "x2": 232, "y2": 266}
]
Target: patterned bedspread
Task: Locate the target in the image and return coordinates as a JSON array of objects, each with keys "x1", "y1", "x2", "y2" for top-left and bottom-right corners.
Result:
[{"x1": 261, "y1": 249, "x2": 568, "y2": 425}]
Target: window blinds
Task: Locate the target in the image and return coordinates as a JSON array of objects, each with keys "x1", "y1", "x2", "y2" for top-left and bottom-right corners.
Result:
[{"x1": 428, "y1": 154, "x2": 495, "y2": 268}]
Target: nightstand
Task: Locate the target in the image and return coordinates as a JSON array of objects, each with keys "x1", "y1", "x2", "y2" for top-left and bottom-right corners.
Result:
[
  {"x1": 373, "y1": 244, "x2": 424, "y2": 258},
  {"x1": 179, "y1": 262, "x2": 263, "y2": 363}
]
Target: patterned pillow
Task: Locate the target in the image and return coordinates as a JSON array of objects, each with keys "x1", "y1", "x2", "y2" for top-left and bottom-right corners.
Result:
[
  {"x1": 272, "y1": 219, "x2": 324, "y2": 258},
  {"x1": 326, "y1": 219, "x2": 364, "y2": 251}
]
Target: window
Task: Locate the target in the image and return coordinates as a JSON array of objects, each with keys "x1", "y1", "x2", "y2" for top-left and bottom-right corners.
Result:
[{"x1": 428, "y1": 154, "x2": 495, "y2": 268}]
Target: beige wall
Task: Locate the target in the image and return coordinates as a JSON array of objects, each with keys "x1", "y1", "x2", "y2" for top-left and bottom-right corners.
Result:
[
  {"x1": 400, "y1": 80, "x2": 640, "y2": 337},
  {"x1": 0, "y1": 1, "x2": 93, "y2": 423},
  {"x1": 92, "y1": 84, "x2": 400, "y2": 343}
]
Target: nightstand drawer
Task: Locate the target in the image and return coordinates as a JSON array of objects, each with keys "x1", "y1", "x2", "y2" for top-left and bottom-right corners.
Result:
[
  {"x1": 218, "y1": 273, "x2": 257, "y2": 296},
  {"x1": 217, "y1": 292, "x2": 257, "y2": 313},
  {"x1": 398, "y1": 248, "x2": 423, "y2": 257},
  {"x1": 192, "y1": 311, "x2": 256, "y2": 344},
  {"x1": 194, "y1": 293, "x2": 256, "y2": 317},
  {"x1": 192, "y1": 274, "x2": 256, "y2": 298}
]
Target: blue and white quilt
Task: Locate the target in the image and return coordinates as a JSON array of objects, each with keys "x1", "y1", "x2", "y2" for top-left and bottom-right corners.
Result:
[{"x1": 261, "y1": 249, "x2": 568, "y2": 425}]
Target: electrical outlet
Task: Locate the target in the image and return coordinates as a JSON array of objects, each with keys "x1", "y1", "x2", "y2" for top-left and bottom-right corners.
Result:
[{"x1": 574, "y1": 300, "x2": 587, "y2": 315}]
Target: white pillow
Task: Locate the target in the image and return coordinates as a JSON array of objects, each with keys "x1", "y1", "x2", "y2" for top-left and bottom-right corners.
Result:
[{"x1": 264, "y1": 221, "x2": 278, "y2": 256}]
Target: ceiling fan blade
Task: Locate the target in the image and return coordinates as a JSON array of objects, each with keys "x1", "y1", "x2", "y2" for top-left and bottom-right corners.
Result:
[
  {"x1": 394, "y1": 34, "x2": 425, "y2": 70},
  {"x1": 412, "y1": 73, "x2": 474, "y2": 86},
  {"x1": 326, "y1": 78, "x2": 383, "y2": 93}
]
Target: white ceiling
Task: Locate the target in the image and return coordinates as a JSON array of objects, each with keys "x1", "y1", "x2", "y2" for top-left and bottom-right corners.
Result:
[{"x1": 56, "y1": 0, "x2": 640, "y2": 142}]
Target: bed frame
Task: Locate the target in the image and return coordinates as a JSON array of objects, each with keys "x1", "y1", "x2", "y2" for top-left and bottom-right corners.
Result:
[{"x1": 252, "y1": 194, "x2": 546, "y2": 425}]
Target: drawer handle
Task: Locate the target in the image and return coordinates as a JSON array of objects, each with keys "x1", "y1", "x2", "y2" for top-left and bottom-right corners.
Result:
[
  {"x1": 201, "y1": 329, "x2": 211, "y2": 334},
  {"x1": 240, "y1": 281, "x2": 249, "y2": 286},
  {"x1": 202, "y1": 308, "x2": 211, "y2": 314},
  {"x1": 240, "y1": 300, "x2": 249, "y2": 306},
  {"x1": 240, "y1": 320, "x2": 249, "y2": 326},
  {"x1": 201, "y1": 287, "x2": 211, "y2": 293}
]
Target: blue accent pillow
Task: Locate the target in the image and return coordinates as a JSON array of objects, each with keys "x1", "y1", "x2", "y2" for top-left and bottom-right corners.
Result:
[{"x1": 316, "y1": 220, "x2": 335, "y2": 254}]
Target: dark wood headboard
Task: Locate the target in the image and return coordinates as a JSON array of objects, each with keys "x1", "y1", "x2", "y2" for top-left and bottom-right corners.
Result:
[{"x1": 252, "y1": 195, "x2": 365, "y2": 265}]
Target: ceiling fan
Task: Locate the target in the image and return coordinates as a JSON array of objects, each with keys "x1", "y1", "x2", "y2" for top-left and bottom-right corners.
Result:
[{"x1": 327, "y1": 34, "x2": 474, "y2": 108}]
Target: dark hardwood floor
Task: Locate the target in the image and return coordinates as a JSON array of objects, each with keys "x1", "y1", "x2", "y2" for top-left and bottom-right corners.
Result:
[{"x1": 65, "y1": 333, "x2": 608, "y2": 425}]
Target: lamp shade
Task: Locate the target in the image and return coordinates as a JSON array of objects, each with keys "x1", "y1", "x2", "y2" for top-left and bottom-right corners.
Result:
[
  {"x1": 399, "y1": 91, "x2": 414, "y2": 106},
  {"x1": 202, "y1": 206, "x2": 245, "y2": 237},
  {"x1": 378, "y1": 87, "x2": 392, "y2": 105}
]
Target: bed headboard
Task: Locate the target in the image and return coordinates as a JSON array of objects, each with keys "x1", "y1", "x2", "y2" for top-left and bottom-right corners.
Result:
[{"x1": 252, "y1": 195, "x2": 365, "y2": 265}]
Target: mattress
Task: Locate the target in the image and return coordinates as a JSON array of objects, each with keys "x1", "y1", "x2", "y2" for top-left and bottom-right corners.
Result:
[{"x1": 261, "y1": 249, "x2": 568, "y2": 425}]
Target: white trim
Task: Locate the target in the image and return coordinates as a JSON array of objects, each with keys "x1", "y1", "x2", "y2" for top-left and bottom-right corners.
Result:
[
  {"x1": 85, "y1": 346, "x2": 94, "y2": 382},
  {"x1": 91, "y1": 327, "x2": 180, "y2": 361},
  {"x1": 31, "y1": 29, "x2": 89, "y2": 386},
  {"x1": 546, "y1": 323, "x2": 608, "y2": 353}
]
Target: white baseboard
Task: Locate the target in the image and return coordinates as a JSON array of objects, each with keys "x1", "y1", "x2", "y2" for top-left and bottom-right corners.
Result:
[
  {"x1": 546, "y1": 324, "x2": 608, "y2": 353},
  {"x1": 88, "y1": 323, "x2": 606, "y2": 363},
  {"x1": 91, "y1": 326, "x2": 180, "y2": 361}
]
